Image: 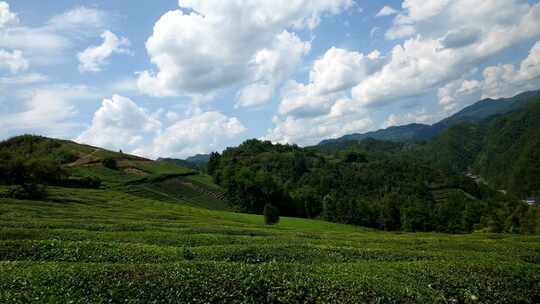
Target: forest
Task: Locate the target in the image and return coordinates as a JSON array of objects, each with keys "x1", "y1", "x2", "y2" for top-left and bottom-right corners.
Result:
[{"x1": 208, "y1": 101, "x2": 540, "y2": 234}]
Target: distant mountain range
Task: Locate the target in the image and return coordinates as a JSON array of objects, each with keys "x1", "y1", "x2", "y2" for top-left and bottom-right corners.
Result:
[
  {"x1": 158, "y1": 154, "x2": 210, "y2": 171},
  {"x1": 318, "y1": 89, "x2": 540, "y2": 145}
]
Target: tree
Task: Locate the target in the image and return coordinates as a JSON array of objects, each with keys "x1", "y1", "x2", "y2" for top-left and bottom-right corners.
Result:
[
  {"x1": 291, "y1": 186, "x2": 320, "y2": 218},
  {"x1": 322, "y1": 193, "x2": 337, "y2": 222},
  {"x1": 263, "y1": 203, "x2": 280, "y2": 225},
  {"x1": 381, "y1": 193, "x2": 401, "y2": 231},
  {"x1": 207, "y1": 152, "x2": 220, "y2": 177}
]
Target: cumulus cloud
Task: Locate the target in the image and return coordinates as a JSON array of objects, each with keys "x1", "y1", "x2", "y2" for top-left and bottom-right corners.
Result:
[
  {"x1": 386, "y1": 0, "x2": 532, "y2": 40},
  {"x1": 382, "y1": 108, "x2": 439, "y2": 129},
  {"x1": 0, "y1": 1, "x2": 17, "y2": 28},
  {"x1": 77, "y1": 95, "x2": 161, "y2": 152},
  {"x1": 376, "y1": 6, "x2": 398, "y2": 17},
  {"x1": 236, "y1": 30, "x2": 311, "y2": 108},
  {"x1": 139, "y1": 111, "x2": 247, "y2": 158},
  {"x1": 236, "y1": 82, "x2": 274, "y2": 108},
  {"x1": 437, "y1": 79, "x2": 482, "y2": 113},
  {"x1": 278, "y1": 47, "x2": 381, "y2": 117},
  {"x1": 0, "y1": 49, "x2": 28, "y2": 73},
  {"x1": 267, "y1": 1, "x2": 540, "y2": 145},
  {"x1": 265, "y1": 109, "x2": 373, "y2": 146},
  {"x1": 0, "y1": 85, "x2": 96, "y2": 138},
  {"x1": 352, "y1": 1, "x2": 540, "y2": 109},
  {"x1": 137, "y1": 0, "x2": 353, "y2": 97},
  {"x1": 438, "y1": 41, "x2": 540, "y2": 112},
  {"x1": 75, "y1": 95, "x2": 247, "y2": 158},
  {"x1": 266, "y1": 47, "x2": 381, "y2": 145},
  {"x1": 78, "y1": 30, "x2": 130, "y2": 73}
]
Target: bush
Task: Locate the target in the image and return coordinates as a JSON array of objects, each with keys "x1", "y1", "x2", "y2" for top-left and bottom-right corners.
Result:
[
  {"x1": 102, "y1": 158, "x2": 118, "y2": 170},
  {"x1": 7, "y1": 183, "x2": 47, "y2": 200},
  {"x1": 264, "y1": 204, "x2": 280, "y2": 225}
]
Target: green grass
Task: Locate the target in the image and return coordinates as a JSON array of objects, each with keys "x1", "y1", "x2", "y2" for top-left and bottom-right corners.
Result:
[{"x1": 0, "y1": 185, "x2": 539, "y2": 303}]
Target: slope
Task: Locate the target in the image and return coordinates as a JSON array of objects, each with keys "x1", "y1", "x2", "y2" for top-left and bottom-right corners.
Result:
[
  {"x1": 0, "y1": 185, "x2": 538, "y2": 303},
  {"x1": 474, "y1": 101, "x2": 540, "y2": 196},
  {"x1": 0, "y1": 135, "x2": 227, "y2": 210}
]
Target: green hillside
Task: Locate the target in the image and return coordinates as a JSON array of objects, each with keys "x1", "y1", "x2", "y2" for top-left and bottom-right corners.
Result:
[
  {"x1": 474, "y1": 102, "x2": 540, "y2": 197},
  {"x1": 0, "y1": 185, "x2": 539, "y2": 303},
  {"x1": 0, "y1": 135, "x2": 227, "y2": 210}
]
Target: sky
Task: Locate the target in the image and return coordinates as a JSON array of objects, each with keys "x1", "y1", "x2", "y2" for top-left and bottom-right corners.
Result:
[{"x1": 1, "y1": 0, "x2": 540, "y2": 158}]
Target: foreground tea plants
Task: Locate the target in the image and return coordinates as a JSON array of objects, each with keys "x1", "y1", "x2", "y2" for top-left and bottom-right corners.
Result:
[{"x1": 0, "y1": 186, "x2": 539, "y2": 303}]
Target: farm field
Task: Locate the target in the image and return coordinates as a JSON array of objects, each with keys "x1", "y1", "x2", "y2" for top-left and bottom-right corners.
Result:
[{"x1": 0, "y1": 185, "x2": 539, "y2": 303}]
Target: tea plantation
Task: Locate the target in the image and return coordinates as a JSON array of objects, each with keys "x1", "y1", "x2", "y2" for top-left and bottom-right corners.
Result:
[{"x1": 0, "y1": 185, "x2": 539, "y2": 303}]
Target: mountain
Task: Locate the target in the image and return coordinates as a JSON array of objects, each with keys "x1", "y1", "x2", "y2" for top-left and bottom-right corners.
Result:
[
  {"x1": 411, "y1": 97, "x2": 540, "y2": 197},
  {"x1": 158, "y1": 154, "x2": 210, "y2": 171},
  {"x1": 319, "y1": 89, "x2": 540, "y2": 145},
  {"x1": 473, "y1": 101, "x2": 540, "y2": 197},
  {"x1": 186, "y1": 154, "x2": 210, "y2": 163},
  {"x1": 319, "y1": 123, "x2": 429, "y2": 144}
]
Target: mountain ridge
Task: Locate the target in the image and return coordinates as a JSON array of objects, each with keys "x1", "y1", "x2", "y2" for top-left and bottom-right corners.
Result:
[{"x1": 319, "y1": 89, "x2": 540, "y2": 145}]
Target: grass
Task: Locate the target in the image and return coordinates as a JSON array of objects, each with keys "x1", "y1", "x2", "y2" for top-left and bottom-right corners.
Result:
[{"x1": 0, "y1": 185, "x2": 539, "y2": 303}]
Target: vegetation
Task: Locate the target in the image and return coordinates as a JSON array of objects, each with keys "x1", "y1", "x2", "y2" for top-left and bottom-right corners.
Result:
[
  {"x1": 0, "y1": 185, "x2": 539, "y2": 303},
  {"x1": 0, "y1": 118, "x2": 539, "y2": 302},
  {"x1": 0, "y1": 135, "x2": 227, "y2": 211},
  {"x1": 210, "y1": 138, "x2": 537, "y2": 234},
  {"x1": 263, "y1": 203, "x2": 280, "y2": 225}
]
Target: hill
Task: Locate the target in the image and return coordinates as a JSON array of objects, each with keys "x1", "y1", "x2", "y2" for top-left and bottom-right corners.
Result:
[
  {"x1": 319, "y1": 89, "x2": 540, "y2": 145},
  {"x1": 319, "y1": 123, "x2": 429, "y2": 144},
  {"x1": 157, "y1": 153, "x2": 210, "y2": 171},
  {"x1": 0, "y1": 135, "x2": 227, "y2": 210},
  {"x1": 474, "y1": 102, "x2": 540, "y2": 197},
  {"x1": 209, "y1": 138, "x2": 538, "y2": 234}
]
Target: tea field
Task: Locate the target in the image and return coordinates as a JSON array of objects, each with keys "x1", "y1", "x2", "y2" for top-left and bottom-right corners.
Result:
[{"x1": 0, "y1": 185, "x2": 539, "y2": 303}]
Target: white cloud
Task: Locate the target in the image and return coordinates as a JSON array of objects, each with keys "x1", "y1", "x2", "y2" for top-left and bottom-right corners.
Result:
[
  {"x1": 267, "y1": 1, "x2": 540, "y2": 145},
  {"x1": 78, "y1": 30, "x2": 130, "y2": 73},
  {"x1": 47, "y1": 6, "x2": 107, "y2": 31},
  {"x1": 137, "y1": 0, "x2": 353, "y2": 97},
  {"x1": 437, "y1": 78, "x2": 481, "y2": 113},
  {"x1": 353, "y1": 1, "x2": 540, "y2": 109},
  {"x1": 0, "y1": 49, "x2": 28, "y2": 73},
  {"x1": 438, "y1": 40, "x2": 540, "y2": 112},
  {"x1": 376, "y1": 6, "x2": 398, "y2": 17},
  {"x1": 266, "y1": 47, "x2": 381, "y2": 145},
  {"x1": 386, "y1": 0, "x2": 531, "y2": 40},
  {"x1": 236, "y1": 30, "x2": 311, "y2": 108},
  {"x1": 0, "y1": 85, "x2": 96, "y2": 138},
  {"x1": 140, "y1": 111, "x2": 247, "y2": 158},
  {"x1": 382, "y1": 108, "x2": 439, "y2": 129},
  {"x1": 265, "y1": 108, "x2": 373, "y2": 146},
  {"x1": 236, "y1": 82, "x2": 274, "y2": 108},
  {"x1": 76, "y1": 96, "x2": 247, "y2": 158},
  {"x1": 0, "y1": 6, "x2": 108, "y2": 66},
  {"x1": 76, "y1": 95, "x2": 161, "y2": 152},
  {"x1": 0, "y1": 73, "x2": 47, "y2": 86},
  {"x1": 277, "y1": 47, "x2": 380, "y2": 117},
  {"x1": 0, "y1": 1, "x2": 17, "y2": 28}
]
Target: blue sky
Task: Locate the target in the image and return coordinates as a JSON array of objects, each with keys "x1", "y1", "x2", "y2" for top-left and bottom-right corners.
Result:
[{"x1": 1, "y1": 0, "x2": 540, "y2": 158}]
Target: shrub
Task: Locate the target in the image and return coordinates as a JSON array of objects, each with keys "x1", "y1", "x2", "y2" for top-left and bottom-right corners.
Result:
[
  {"x1": 7, "y1": 183, "x2": 47, "y2": 200},
  {"x1": 102, "y1": 158, "x2": 118, "y2": 170},
  {"x1": 264, "y1": 204, "x2": 280, "y2": 225}
]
